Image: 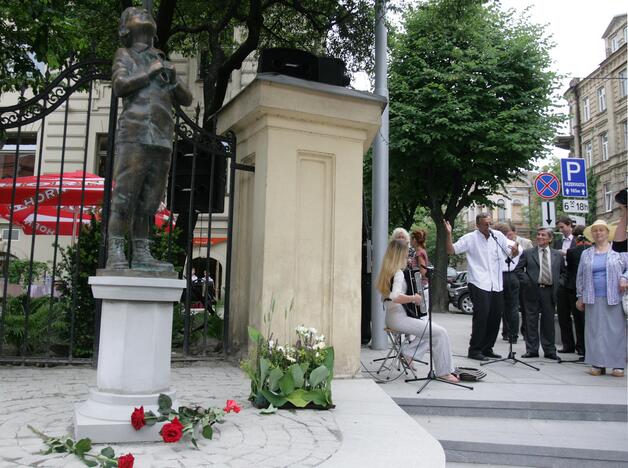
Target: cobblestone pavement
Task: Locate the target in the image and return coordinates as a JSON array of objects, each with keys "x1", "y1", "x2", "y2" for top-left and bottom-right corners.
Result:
[{"x1": 0, "y1": 360, "x2": 342, "y2": 468}]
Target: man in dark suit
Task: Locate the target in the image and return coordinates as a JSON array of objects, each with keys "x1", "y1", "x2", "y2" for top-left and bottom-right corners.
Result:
[
  {"x1": 564, "y1": 228, "x2": 590, "y2": 357},
  {"x1": 553, "y1": 216, "x2": 578, "y2": 353},
  {"x1": 514, "y1": 227, "x2": 566, "y2": 360}
]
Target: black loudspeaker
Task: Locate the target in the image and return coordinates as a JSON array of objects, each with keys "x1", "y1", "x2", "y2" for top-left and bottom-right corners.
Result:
[
  {"x1": 168, "y1": 140, "x2": 226, "y2": 214},
  {"x1": 258, "y1": 48, "x2": 350, "y2": 87},
  {"x1": 318, "y1": 56, "x2": 350, "y2": 86},
  {"x1": 258, "y1": 48, "x2": 318, "y2": 81}
]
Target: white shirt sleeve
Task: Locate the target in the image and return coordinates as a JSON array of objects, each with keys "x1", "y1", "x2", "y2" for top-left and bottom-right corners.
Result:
[
  {"x1": 453, "y1": 233, "x2": 471, "y2": 255},
  {"x1": 389, "y1": 270, "x2": 405, "y2": 301}
]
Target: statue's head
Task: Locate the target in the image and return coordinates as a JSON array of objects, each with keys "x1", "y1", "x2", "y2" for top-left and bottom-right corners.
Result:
[{"x1": 119, "y1": 7, "x2": 156, "y2": 47}]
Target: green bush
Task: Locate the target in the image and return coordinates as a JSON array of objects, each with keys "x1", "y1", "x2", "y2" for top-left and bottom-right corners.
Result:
[{"x1": 2, "y1": 295, "x2": 69, "y2": 354}]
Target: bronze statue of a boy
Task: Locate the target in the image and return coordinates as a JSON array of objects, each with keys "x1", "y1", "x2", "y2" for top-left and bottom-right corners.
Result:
[{"x1": 106, "y1": 7, "x2": 192, "y2": 271}]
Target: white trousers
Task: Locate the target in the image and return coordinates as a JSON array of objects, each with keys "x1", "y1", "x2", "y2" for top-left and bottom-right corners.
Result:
[{"x1": 385, "y1": 302, "x2": 455, "y2": 376}]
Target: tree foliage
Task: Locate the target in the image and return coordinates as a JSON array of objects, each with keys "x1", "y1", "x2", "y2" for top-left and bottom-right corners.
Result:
[
  {"x1": 1, "y1": 0, "x2": 376, "y2": 125},
  {"x1": 386, "y1": 0, "x2": 563, "y2": 310}
]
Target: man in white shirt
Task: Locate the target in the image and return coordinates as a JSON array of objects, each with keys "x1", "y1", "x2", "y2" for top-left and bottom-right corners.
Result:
[
  {"x1": 553, "y1": 216, "x2": 578, "y2": 354},
  {"x1": 445, "y1": 214, "x2": 518, "y2": 361}
]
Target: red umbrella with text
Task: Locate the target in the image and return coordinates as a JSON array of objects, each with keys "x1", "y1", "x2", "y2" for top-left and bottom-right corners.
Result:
[
  {"x1": 0, "y1": 171, "x2": 105, "y2": 207},
  {"x1": 0, "y1": 204, "x2": 97, "y2": 236}
]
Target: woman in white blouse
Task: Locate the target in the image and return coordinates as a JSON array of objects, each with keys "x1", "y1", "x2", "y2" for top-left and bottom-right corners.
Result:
[{"x1": 376, "y1": 239, "x2": 459, "y2": 382}]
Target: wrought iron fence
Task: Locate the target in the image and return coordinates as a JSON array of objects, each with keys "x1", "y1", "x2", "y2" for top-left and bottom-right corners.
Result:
[{"x1": 0, "y1": 57, "x2": 235, "y2": 364}]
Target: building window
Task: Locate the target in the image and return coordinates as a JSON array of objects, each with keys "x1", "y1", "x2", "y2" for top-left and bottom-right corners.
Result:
[
  {"x1": 597, "y1": 86, "x2": 606, "y2": 112},
  {"x1": 496, "y1": 199, "x2": 506, "y2": 222},
  {"x1": 610, "y1": 34, "x2": 619, "y2": 53},
  {"x1": 604, "y1": 183, "x2": 613, "y2": 212},
  {"x1": 583, "y1": 140, "x2": 593, "y2": 167},
  {"x1": 0, "y1": 133, "x2": 37, "y2": 178},
  {"x1": 583, "y1": 97, "x2": 590, "y2": 122},
  {"x1": 600, "y1": 133, "x2": 608, "y2": 161},
  {"x1": 95, "y1": 134, "x2": 109, "y2": 177},
  {"x1": 620, "y1": 69, "x2": 627, "y2": 98},
  {"x1": 1, "y1": 228, "x2": 20, "y2": 241},
  {"x1": 623, "y1": 120, "x2": 628, "y2": 150}
]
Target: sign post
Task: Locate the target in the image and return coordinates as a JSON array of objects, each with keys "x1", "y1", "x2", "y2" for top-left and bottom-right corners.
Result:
[
  {"x1": 534, "y1": 172, "x2": 561, "y2": 200},
  {"x1": 560, "y1": 158, "x2": 588, "y2": 198},
  {"x1": 563, "y1": 199, "x2": 589, "y2": 213},
  {"x1": 534, "y1": 172, "x2": 559, "y2": 228},
  {"x1": 541, "y1": 201, "x2": 556, "y2": 228}
]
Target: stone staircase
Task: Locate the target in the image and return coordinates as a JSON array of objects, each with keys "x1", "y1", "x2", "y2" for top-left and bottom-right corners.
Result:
[{"x1": 397, "y1": 397, "x2": 628, "y2": 468}]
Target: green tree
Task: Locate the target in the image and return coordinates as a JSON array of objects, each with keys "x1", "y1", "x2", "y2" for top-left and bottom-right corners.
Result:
[
  {"x1": 387, "y1": 0, "x2": 562, "y2": 311},
  {"x1": 1, "y1": 0, "x2": 376, "y2": 125}
]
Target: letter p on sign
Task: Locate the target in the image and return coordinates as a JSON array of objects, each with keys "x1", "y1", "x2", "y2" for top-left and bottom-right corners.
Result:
[{"x1": 566, "y1": 161, "x2": 580, "y2": 179}]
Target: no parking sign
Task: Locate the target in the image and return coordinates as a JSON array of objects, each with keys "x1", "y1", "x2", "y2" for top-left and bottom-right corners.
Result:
[{"x1": 534, "y1": 172, "x2": 560, "y2": 200}]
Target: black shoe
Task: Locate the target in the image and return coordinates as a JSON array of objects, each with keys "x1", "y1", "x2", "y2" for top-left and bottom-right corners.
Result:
[
  {"x1": 521, "y1": 352, "x2": 539, "y2": 358},
  {"x1": 558, "y1": 348, "x2": 575, "y2": 354},
  {"x1": 467, "y1": 353, "x2": 489, "y2": 361},
  {"x1": 509, "y1": 337, "x2": 518, "y2": 344},
  {"x1": 502, "y1": 336, "x2": 509, "y2": 341},
  {"x1": 545, "y1": 353, "x2": 561, "y2": 361},
  {"x1": 483, "y1": 351, "x2": 502, "y2": 359},
  {"x1": 576, "y1": 349, "x2": 585, "y2": 356}
]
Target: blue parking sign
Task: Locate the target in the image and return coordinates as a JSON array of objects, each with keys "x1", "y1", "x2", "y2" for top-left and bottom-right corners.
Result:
[{"x1": 560, "y1": 158, "x2": 588, "y2": 198}]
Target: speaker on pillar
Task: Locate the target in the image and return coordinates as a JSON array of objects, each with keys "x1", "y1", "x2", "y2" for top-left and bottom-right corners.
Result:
[
  {"x1": 167, "y1": 140, "x2": 227, "y2": 214},
  {"x1": 258, "y1": 48, "x2": 350, "y2": 87},
  {"x1": 258, "y1": 48, "x2": 318, "y2": 81}
]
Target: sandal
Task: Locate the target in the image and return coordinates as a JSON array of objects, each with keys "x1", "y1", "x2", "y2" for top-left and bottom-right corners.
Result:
[
  {"x1": 611, "y1": 368, "x2": 624, "y2": 377},
  {"x1": 438, "y1": 374, "x2": 460, "y2": 383},
  {"x1": 589, "y1": 366, "x2": 606, "y2": 376}
]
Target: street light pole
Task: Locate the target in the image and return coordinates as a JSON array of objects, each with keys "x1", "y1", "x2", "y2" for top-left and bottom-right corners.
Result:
[{"x1": 370, "y1": 0, "x2": 389, "y2": 350}]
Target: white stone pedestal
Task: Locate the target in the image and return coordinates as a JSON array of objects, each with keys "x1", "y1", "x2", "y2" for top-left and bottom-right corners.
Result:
[{"x1": 74, "y1": 275, "x2": 185, "y2": 442}]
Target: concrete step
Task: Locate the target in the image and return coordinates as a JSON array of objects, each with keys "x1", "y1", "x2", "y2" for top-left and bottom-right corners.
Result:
[
  {"x1": 409, "y1": 415, "x2": 628, "y2": 468},
  {"x1": 396, "y1": 398, "x2": 628, "y2": 422},
  {"x1": 443, "y1": 440, "x2": 628, "y2": 468}
]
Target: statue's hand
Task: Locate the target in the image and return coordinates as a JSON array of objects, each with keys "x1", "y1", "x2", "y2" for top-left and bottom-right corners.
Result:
[
  {"x1": 163, "y1": 62, "x2": 177, "y2": 83},
  {"x1": 148, "y1": 60, "x2": 165, "y2": 77}
]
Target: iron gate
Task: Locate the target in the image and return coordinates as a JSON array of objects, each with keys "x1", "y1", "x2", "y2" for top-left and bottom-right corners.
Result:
[{"x1": 0, "y1": 57, "x2": 236, "y2": 364}]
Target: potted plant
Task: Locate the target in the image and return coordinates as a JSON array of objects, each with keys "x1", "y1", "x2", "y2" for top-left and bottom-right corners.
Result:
[{"x1": 242, "y1": 324, "x2": 334, "y2": 410}]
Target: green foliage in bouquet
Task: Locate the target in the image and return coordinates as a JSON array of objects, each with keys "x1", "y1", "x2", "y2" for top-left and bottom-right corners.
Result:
[{"x1": 242, "y1": 324, "x2": 334, "y2": 410}]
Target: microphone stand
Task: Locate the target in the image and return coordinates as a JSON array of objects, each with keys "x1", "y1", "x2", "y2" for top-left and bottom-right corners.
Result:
[
  {"x1": 405, "y1": 271, "x2": 473, "y2": 393},
  {"x1": 482, "y1": 231, "x2": 539, "y2": 371}
]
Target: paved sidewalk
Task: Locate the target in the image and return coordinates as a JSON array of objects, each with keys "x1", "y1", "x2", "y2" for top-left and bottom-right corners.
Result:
[
  {"x1": 1, "y1": 310, "x2": 625, "y2": 467},
  {"x1": 364, "y1": 311, "x2": 627, "y2": 405},
  {"x1": 0, "y1": 360, "x2": 442, "y2": 468},
  {"x1": 362, "y1": 310, "x2": 628, "y2": 467}
]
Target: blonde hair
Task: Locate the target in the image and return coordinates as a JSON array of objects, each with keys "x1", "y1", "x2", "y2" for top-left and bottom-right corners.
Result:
[{"x1": 376, "y1": 240, "x2": 408, "y2": 297}]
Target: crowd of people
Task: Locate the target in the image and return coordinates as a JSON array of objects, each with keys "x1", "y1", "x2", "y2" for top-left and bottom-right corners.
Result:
[{"x1": 375, "y1": 189, "x2": 628, "y2": 379}]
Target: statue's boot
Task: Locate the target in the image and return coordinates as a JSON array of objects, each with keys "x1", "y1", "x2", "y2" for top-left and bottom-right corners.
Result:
[
  {"x1": 131, "y1": 239, "x2": 173, "y2": 272},
  {"x1": 106, "y1": 236, "x2": 128, "y2": 270}
]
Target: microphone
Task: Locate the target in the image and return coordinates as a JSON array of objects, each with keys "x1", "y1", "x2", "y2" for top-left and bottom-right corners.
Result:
[{"x1": 490, "y1": 229, "x2": 514, "y2": 264}]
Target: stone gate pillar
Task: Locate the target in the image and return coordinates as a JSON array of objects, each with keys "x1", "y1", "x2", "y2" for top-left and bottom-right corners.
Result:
[{"x1": 217, "y1": 73, "x2": 385, "y2": 377}]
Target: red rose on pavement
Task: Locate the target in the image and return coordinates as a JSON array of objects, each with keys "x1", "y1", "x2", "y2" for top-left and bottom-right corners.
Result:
[
  {"x1": 160, "y1": 417, "x2": 184, "y2": 443},
  {"x1": 224, "y1": 400, "x2": 241, "y2": 413},
  {"x1": 117, "y1": 453, "x2": 134, "y2": 468},
  {"x1": 130, "y1": 406, "x2": 145, "y2": 431}
]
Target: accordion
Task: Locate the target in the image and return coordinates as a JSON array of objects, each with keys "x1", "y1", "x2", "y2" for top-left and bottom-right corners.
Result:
[{"x1": 402, "y1": 268, "x2": 426, "y2": 319}]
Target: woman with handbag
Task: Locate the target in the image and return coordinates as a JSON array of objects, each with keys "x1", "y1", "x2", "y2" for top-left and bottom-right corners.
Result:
[
  {"x1": 576, "y1": 219, "x2": 628, "y2": 377},
  {"x1": 376, "y1": 239, "x2": 458, "y2": 382}
]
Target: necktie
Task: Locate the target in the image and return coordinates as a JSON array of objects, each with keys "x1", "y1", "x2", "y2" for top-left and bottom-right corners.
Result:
[{"x1": 540, "y1": 248, "x2": 551, "y2": 285}]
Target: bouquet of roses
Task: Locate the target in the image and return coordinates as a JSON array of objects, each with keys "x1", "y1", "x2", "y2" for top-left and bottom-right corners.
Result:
[{"x1": 130, "y1": 394, "x2": 241, "y2": 448}]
